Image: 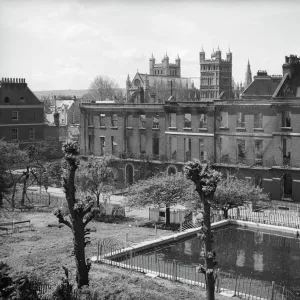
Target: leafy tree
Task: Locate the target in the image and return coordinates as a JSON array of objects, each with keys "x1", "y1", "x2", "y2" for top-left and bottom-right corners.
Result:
[
  {"x1": 88, "y1": 75, "x2": 120, "y2": 102},
  {"x1": 212, "y1": 176, "x2": 270, "y2": 219},
  {"x1": 125, "y1": 172, "x2": 194, "y2": 225},
  {"x1": 75, "y1": 156, "x2": 116, "y2": 207},
  {"x1": 184, "y1": 160, "x2": 222, "y2": 300},
  {"x1": 54, "y1": 142, "x2": 99, "y2": 288}
]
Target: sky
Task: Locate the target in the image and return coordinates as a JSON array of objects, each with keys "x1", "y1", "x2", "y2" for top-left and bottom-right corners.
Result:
[{"x1": 0, "y1": 0, "x2": 299, "y2": 91}]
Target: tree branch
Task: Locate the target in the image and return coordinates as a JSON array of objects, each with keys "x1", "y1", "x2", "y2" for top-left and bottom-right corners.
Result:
[{"x1": 54, "y1": 209, "x2": 73, "y2": 229}]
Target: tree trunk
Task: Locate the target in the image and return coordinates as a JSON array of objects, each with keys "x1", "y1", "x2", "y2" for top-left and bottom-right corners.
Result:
[
  {"x1": 96, "y1": 193, "x2": 100, "y2": 208},
  {"x1": 203, "y1": 200, "x2": 215, "y2": 300},
  {"x1": 0, "y1": 192, "x2": 3, "y2": 206},
  {"x1": 73, "y1": 217, "x2": 89, "y2": 288},
  {"x1": 21, "y1": 179, "x2": 27, "y2": 206},
  {"x1": 223, "y1": 209, "x2": 228, "y2": 219},
  {"x1": 166, "y1": 205, "x2": 170, "y2": 226}
]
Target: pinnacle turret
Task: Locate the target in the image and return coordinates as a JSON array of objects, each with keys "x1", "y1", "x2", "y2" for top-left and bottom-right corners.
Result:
[{"x1": 244, "y1": 59, "x2": 252, "y2": 88}]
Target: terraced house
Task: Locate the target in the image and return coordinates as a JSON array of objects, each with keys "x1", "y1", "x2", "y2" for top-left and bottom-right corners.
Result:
[
  {"x1": 0, "y1": 78, "x2": 45, "y2": 147},
  {"x1": 80, "y1": 53, "x2": 300, "y2": 202}
]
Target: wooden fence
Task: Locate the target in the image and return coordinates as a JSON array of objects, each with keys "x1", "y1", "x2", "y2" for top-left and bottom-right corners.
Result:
[{"x1": 95, "y1": 243, "x2": 298, "y2": 300}]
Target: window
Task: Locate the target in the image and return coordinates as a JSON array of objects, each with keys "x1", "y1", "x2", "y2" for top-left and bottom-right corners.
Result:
[
  {"x1": 29, "y1": 127, "x2": 35, "y2": 140},
  {"x1": 100, "y1": 114, "x2": 105, "y2": 127},
  {"x1": 255, "y1": 140, "x2": 263, "y2": 165},
  {"x1": 199, "y1": 113, "x2": 207, "y2": 128},
  {"x1": 184, "y1": 114, "x2": 191, "y2": 128},
  {"x1": 169, "y1": 113, "x2": 177, "y2": 128},
  {"x1": 152, "y1": 138, "x2": 159, "y2": 157},
  {"x1": 139, "y1": 114, "x2": 146, "y2": 129},
  {"x1": 87, "y1": 114, "x2": 93, "y2": 126},
  {"x1": 237, "y1": 139, "x2": 246, "y2": 163},
  {"x1": 111, "y1": 114, "x2": 118, "y2": 127},
  {"x1": 236, "y1": 112, "x2": 245, "y2": 128},
  {"x1": 12, "y1": 128, "x2": 18, "y2": 141},
  {"x1": 220, "y1": 111, "x2": 228, "y2": 128},
  {"x1": 111, "y1": 136, "x2": 117, "y2": 155},
  {"x1": 12, "y1": 111, "x2": 19, "y2": 120},
  {"x1": 184, "y1": 138, "x2": 191, "y2": 162},
  {"x1": 20, "y1": 97, "x2": 25, "y2": 103},
  {"x1": 254, "y1": 113, "x2": 263, "y2": 128},
  {"x1": 170, "y1": 137, "x2": 177, "y2": 160},
  {"x1": 126, "y1": 114, "x2": 133, "y2": 128},
  {"x1": 282, "y1": 111, "x2": 291, "y2": 127},
  {"x1": 199, "y1": 139, "x2": 207, "y2": 161},
  {"x1": 282, "y1": 138, "x2": 291, "y2": 165},
  {"x1": 100, "y1": 136, "x2": 105, "y2": 156},
  {"x1": 152, "y1": 115, "x2": 159, "y2": 129},
  {"x1": 88, "y1": 135, "x2": 94, "y2": 152},
  {"x1": 140, "y1": 135, "x2": 146, "y2": 154},
  {"x1": 127, "y1": 136, "x2": 133, "y2": 153},
  {"x1": 4, "y1": 97, "x2": 10, "y2": 104}
]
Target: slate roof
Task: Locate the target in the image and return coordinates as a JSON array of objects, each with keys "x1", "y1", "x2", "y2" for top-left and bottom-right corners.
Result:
[{"x1": 241, "y1": 72, "x2": 282, "y2": 100}]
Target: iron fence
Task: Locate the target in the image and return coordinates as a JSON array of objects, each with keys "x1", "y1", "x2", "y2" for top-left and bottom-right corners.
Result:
[{"x1": 95, "y1": 242, "x2": 299, "y2": 300}]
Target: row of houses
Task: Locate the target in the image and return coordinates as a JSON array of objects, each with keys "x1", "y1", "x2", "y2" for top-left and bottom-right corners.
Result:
[{"x1": 79, "y1": 53, "x2": 300, "y2": 202}]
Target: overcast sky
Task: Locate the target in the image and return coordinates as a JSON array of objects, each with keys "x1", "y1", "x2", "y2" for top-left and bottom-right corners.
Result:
[{"x1": 0, "y1": 0, "x2": 299, "y2": 91}]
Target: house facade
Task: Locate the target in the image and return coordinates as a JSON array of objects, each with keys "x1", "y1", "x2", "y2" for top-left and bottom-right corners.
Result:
[
  {"x1": 80, "y1": 54, "x2": 300, "y2": 202},
  {"x1": 0, "y1": 78, "x2": 45, "y2": 147}
]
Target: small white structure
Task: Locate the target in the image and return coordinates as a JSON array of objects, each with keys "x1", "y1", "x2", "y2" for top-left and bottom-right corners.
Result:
[{"x1": 149, "y1": 208, "x2": 192, "y2": 224}]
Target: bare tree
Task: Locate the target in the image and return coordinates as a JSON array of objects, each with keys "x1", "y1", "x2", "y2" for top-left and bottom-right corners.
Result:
[{"x1": 88, "y1": 75, "x2": 120, "y2": 101}]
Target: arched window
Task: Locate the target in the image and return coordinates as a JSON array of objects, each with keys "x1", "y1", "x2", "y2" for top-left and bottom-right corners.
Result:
[{"x1": 20, "y1": 97, "x2": 25, "y2": 103}]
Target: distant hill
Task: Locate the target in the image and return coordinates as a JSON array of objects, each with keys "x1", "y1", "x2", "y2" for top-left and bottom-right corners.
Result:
[
  {"x1": 34, "y1": 88, "x2": 126, "y2": 100},
  {"x1": 33, "y1": 89, "x2": 89, "y2": 100}
]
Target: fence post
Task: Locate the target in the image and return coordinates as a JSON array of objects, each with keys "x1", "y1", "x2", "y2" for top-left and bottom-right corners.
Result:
[
  {"x1": 281, "y1": 286, "x2": 285, "y2": 300},
  {"x1": 234, "y1": 274, "x2": 238, "y2": 296},
  {"x1": 155, "y1": 223, "x2": 157, "y2": 239},
  {"x1": 248, "y1": 278, "x2": 252, "y2": 299},
  {"x1": 48, "y1": 193, "x2": 51, "y2": 206},
  {"x1": 125, "y1": 233, "x2": 128, "y2": 248},
  {"x1": 180, "y1": 222, "x2": 182, "y2": 233},
  {"x1": 149, "y1": 207, "x2": 150, "y2": 220},
  {"x1": 97, "y1": 241, "x2": 100, "y2": 263},
  {"x1": 271, "y1": 281, "x2": 275, "y2": 300},
  {"x1": 172, "y1": 260, "x2": 177, "y2": 282}
]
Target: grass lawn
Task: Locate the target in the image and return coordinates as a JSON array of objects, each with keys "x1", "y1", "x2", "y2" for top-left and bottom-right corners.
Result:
[{"x1": 0, "y1": 210, "x2": 236, "y2": 299}]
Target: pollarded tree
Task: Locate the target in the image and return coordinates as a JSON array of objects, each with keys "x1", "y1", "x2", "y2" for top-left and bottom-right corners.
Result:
[
  {"x1": 212, "y1": 176, "x2": 270, "y2": 219},
  {"x1": 54, "y1": 142, "x2": 99, "y2": 288},
  {"x1": 75, "y1": 156, "x2": 116, "y2": 207},
  {"x1": 125, "y1": 172, "x2": 195, "y2": 225},
  {"x1": 184, "y1": 160, "x2": 222, "y2": 300}
]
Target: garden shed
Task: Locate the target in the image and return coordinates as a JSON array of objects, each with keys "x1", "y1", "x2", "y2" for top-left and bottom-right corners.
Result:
[{"x1": 149, "y1": 208, "x2": 192, "y2": 224}]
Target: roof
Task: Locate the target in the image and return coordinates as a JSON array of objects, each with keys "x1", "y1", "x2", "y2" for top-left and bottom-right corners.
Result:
[
  {"x1": 241, "y1": 73, "x2": 282, "y2": 100},
  {"x1": 56, "y1": 100, "x2": 74, "y2": 110}
]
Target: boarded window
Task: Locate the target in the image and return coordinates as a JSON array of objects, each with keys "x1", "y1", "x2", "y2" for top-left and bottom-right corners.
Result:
[
  {"x1": 29, "y1": 127, "x2": 35, "y2": 140},
  {"x1": 127, "y1": 136, "x2": 133, "y2": 153},
  {"x1": 169, "y1": 113, "x2": 177, "y2": 128},
  {"x1": 87, "y1": 114, "x2": 93, "y2": 126},
  {"x1": 140, "y1": 135, "x2": 146, "y2": 154},
  {"x1": 220, "y1": 111, "x2": 228, "y2": 127},
  {"x1": 127, "y1": 114, "x2": 133, "y2": 127},
  {"x1": 88, "y1": 135, "x2": 94, "y2": 151}
]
